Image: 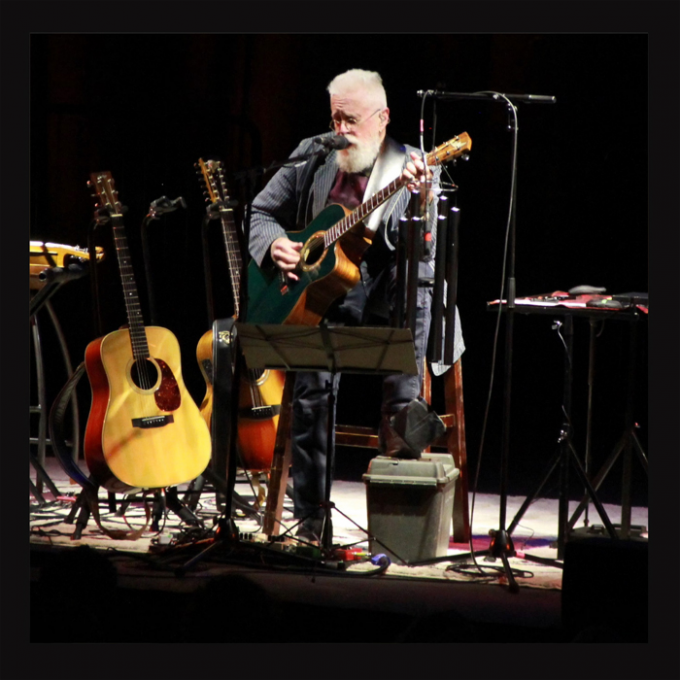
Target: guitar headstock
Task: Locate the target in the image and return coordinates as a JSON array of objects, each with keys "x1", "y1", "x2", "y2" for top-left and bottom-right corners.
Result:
[
  {"x1": 426, "y1": 132, "x2": 472, "y2": 167},
  {"x1": 196, "y1": 158, "x2": 230, "y2": 207},
  {"x1": 88, "y1": 171, "x2": 124, "y2": 217}
]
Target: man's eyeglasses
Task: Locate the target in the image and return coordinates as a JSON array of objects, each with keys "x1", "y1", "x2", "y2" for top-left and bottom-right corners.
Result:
[{"x1": 329, "y1": 108, "x2": 383, "y2": 132}]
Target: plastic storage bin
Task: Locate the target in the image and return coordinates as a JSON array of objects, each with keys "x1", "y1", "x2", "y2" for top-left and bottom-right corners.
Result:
[{"x1": 362, "y1": 453, "x2": 459, "y2": 564}]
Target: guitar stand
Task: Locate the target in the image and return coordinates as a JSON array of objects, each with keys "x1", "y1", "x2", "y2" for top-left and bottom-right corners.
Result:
[
  {"x1": 61, "y1": 478, "x2": 205, "y2": 538},
  {"x1": 112, "y1": 487, "x2": 204, "y2": 531},
  {"x1": 181, "y1": 467, "x2": 261, "y2": 521}
]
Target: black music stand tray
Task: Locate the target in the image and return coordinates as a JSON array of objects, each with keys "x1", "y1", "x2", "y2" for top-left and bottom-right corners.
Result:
[{"x1": 236, "y1": 323, "x2": 419, "y2": 552}]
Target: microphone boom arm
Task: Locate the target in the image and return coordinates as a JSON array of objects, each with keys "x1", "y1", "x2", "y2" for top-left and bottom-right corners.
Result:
[{"x1": 417, "y1": 90, "x2": 556, "y2": 104}]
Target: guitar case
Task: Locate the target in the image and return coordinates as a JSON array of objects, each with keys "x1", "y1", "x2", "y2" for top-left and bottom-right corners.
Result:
[
  {"x1": 208, "y1": 316, "x2": 264, "y2": 521},
  {"x1": 210, "y1": 317, "x2": 237, "y2": 483}
]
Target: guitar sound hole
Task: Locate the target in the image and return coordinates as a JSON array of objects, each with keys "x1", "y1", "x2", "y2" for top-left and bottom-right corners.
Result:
[
  {"x1": 302, "y1": 236, "x2": 325, "y2": 267},
  {"x1": 247, "y1": 368, "x2": 265, "y2": 383},
  {"x1": 130, "y1": 358, "x2": 159, "y2": 390}
]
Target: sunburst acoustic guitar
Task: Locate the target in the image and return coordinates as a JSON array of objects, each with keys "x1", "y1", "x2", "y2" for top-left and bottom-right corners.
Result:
[
  {"x1": 195, "y1": 158, "x2": 285, "y2": 473},
  {"x1": 83, "y1": 171, "x2": 211, "y2": 493}
]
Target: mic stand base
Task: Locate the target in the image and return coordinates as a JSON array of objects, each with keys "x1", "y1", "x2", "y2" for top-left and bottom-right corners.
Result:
[{"x1": 174, "y1": 516, "x2": 240, "y2": 577}]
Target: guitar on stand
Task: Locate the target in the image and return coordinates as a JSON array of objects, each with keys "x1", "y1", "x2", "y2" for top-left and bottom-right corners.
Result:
[
  {"x1": 84, "y1": 171, "x2": 211, "y2": 493},
  {"x1": 195, "y1": 158, "x2": 285, "y2": 506}
]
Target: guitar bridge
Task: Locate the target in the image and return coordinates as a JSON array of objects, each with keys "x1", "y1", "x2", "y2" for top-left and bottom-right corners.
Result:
[
  {"x1": 240, "y1": 405, "x2": 281, "y2": 420},
  {"x1": 132, "y1": 415, "x2": 175, "y2": 429}
]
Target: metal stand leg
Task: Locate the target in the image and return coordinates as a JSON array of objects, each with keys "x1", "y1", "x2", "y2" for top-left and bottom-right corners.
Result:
[
  {"x1": 568, "y1": 315, "x2": 648, "y2": 536},
  {"x1": 30, "y1": 315, "x2": 49, "y2": 497},
  {"x1": 320, "y1": 374, "x2": 337, "y2": 553},
  {"x1": 508, "y1": 314, "x2": 617, "y2": 562},
  {"x1": 30, "y1": 299, "x2": 81, "y2": 501}
]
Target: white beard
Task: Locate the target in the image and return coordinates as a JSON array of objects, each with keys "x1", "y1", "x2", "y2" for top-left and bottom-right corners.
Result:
[{"x1": 336, "y1": 134, "x2": 383, "y2": 174}]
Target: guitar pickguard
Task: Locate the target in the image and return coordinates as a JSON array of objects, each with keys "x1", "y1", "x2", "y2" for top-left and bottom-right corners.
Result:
[{"x1": 154, "y1": 359, "x2": 181, "y2": 411}]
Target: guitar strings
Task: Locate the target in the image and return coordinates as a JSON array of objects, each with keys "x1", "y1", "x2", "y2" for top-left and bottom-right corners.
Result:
[{"x1": 113, "y1": 222, "x2": 154, "y2": 390}]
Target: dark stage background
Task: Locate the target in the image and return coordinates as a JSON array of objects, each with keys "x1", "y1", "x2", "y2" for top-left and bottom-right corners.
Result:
[{"x1": 30, "y1": 33, "x2": 648, "y2": 506}]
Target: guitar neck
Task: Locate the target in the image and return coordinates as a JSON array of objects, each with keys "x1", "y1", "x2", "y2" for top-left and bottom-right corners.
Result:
[
  {"x1": 323, "y1": 132, "x2": 472, "y2": 248},
  {"x1": 323, "y1": 175, "x2": 404, "y2": 248},
  {"x1": 111, "y1": 217, "x2": 150, "y2": 360},
  {"x1": 219, "y1": 206, "x2": 243, "y2": 320},
  {"x1": 198, "y1": 158, "x2": 243, "y2": 320}
]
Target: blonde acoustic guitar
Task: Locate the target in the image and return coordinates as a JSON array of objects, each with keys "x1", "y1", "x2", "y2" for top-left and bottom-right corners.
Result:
[{"x1": 84, "y1": 171, "x2": 211, "y2": 492}]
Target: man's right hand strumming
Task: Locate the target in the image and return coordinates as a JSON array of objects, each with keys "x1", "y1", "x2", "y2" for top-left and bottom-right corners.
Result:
[{"x1": 270, "y1": 236, "x2": 303, "y2": 282}]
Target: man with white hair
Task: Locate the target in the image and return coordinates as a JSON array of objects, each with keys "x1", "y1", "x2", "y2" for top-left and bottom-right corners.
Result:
[{"x1": 248, "y1": 68, "x2": 464, "y2": 542}]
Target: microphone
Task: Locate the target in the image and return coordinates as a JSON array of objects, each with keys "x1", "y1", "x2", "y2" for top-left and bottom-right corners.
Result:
[{"x1": 312, "y1": 135, "x2": 351, "y2": 150}]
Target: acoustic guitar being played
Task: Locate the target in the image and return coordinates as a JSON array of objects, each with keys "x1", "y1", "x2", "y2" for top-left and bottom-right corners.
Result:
[
  {"x1": 83, "y1": 171, "x2": 211, "y2": 493},
  {"x1": 247, "y1": 133, "x2": 472, "y2": 326}
]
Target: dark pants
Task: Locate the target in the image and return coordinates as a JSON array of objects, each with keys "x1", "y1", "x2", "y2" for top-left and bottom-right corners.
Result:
[{"x1": 290, "y1": 255, "x2": 433, "y2": 522}]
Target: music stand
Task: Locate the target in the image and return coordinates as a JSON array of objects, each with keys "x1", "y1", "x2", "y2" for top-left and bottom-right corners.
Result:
[{"x1": 236, "y1": 323, "x2": 418, "y2": 552}]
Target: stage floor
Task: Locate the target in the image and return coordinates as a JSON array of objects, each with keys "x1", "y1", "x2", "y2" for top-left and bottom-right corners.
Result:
[{"x1": 29, "y1": 457, "x2": 649, "y2": 643}]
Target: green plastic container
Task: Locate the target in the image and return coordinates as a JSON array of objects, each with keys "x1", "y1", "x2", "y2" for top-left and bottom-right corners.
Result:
[{"x1": 362, "y1": 453, "x2": 459, "y2": 564}]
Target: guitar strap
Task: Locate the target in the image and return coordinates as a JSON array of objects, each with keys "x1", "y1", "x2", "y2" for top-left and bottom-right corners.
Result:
[{"x1": 361, "y1": 136, "x2": 407, "y2": 238}]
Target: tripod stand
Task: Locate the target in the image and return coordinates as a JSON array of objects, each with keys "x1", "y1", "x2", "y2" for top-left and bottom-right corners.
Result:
[
  {"x1": 489, "y1": 301, "x2": 648, "y2": 562},
  {"x1": 503, "y1": 309, "x2": 619, "y2": 561},
  {"x1": 565, "y1": 304, "x2": 648, "y2": 540}
]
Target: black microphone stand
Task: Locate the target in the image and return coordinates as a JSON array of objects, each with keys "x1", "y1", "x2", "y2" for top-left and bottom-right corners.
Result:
[{"x1": 409, "y1": 91, "x2": 556, "y2": 593}]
